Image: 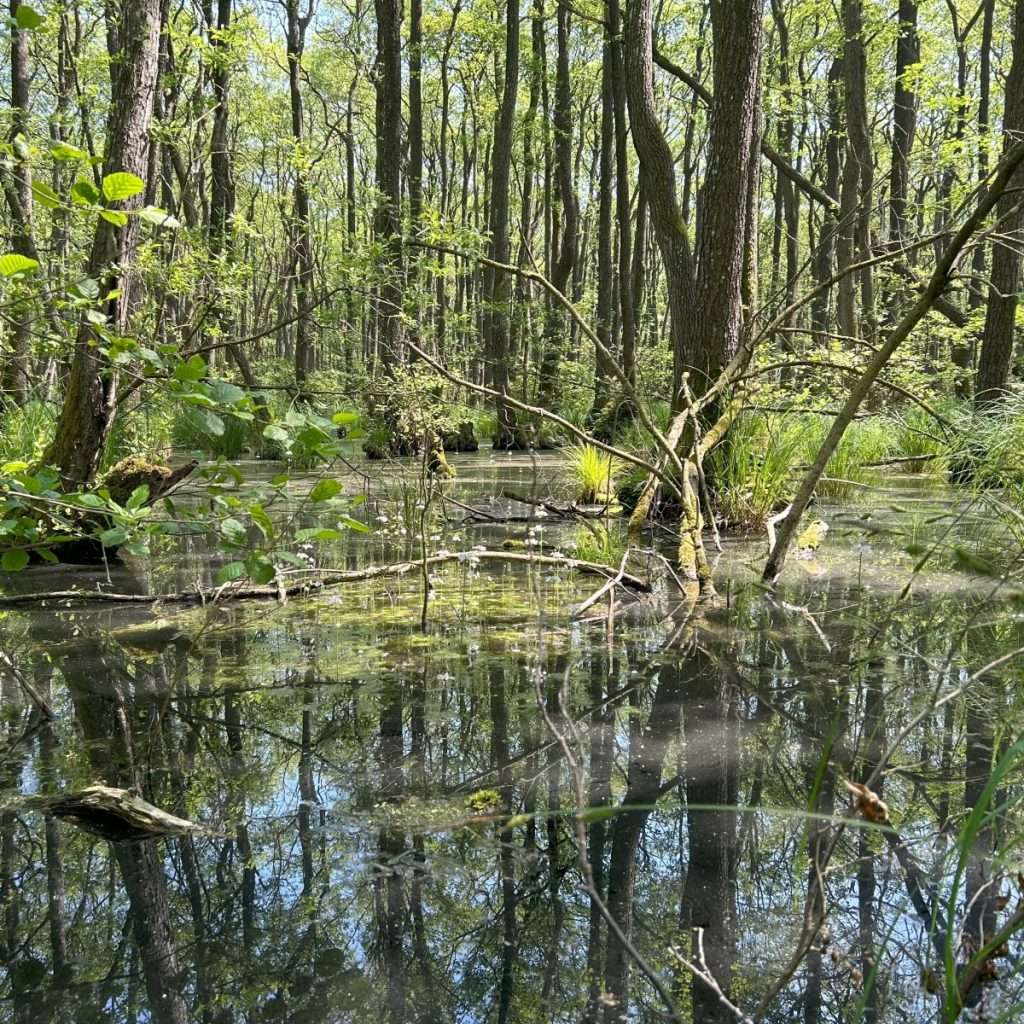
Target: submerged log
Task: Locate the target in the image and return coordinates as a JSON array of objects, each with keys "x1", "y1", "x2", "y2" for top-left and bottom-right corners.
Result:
[
  {"x1": 0, "y1": 549, "x2": 652, "y2": 607},
  {"x1": 6, "y1": 785, "x2": 206, "y2": 843}
]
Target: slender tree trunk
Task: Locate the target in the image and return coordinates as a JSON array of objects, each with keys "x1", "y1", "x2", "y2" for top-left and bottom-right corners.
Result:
[
  {"x1": 43, "y1": 0, "x2": 163, "y2": 487},
  {"x1": 484, "y1": 0, "x2": 520, "y2": 448},
  {"x1": 285, "y1": 0, "x2": 316, "y2": 388},
  {"x1": 535, "y1": 4, "x2": 578, "y2": 413},
  {"x1": 3, "y1": 0, "x2": 33, "y2": 403},
  {"x1": 374, "y1": 0, "x2": 404, "y2": 374}
]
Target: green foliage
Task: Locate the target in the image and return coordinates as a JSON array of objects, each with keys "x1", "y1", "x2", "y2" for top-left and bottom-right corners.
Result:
[
  {"x1": 947, "y1": 392, "x2": 1024, "y2": 490},
  {"x1": 892, "y1": 406, "x2": 949, "y2": 474},
  {"x1": 708, "y1": 413, "x2": 804, "y2": 529},
  {"x1": 0, "y1": 400, "x2": 56, "y2": 466},
  {"x1": 800, "y1": 416, "x2": 892, "y2": 500},
  {"x1": 569, "y1": 522, "x2": 628, "y2": 565},
  {"x1": 564, "y1": 443, "x2": 623, "y2": 504}
]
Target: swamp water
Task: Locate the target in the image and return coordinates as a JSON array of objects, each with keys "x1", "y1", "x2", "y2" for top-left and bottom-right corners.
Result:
[{"x1": 1, "y1": 451, "x2": 1023, "y2": 1022}]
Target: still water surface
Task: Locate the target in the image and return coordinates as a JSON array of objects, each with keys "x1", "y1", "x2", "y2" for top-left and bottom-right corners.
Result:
[{"x1": 0, "y1": 452, "x2": 1022, "y2": 1022}]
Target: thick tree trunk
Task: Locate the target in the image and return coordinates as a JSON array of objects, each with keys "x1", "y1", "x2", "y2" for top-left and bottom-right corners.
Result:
[
  {"x1": 975, "y1": 0, "x2": 1024, "y2": 404},
  {"x1": 889, "y1": 0, "x2": 918, "y2": 246},
  {"x1": 43, "y1": 0, "x2": 163, "y2": 487}
]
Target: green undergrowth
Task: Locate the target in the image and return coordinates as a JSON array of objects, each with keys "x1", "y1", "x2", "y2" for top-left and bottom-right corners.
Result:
[{"x1": 565, "y1": 443, "x2": 624, "y2": 504}]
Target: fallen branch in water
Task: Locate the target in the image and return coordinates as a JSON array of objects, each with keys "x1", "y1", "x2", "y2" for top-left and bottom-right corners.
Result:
[
  {"x1": 0, "y1": 550, "x2": 652, "y2": 607},
  {"x1": 3, "y1": 785, "x2": 206, "y2": 842}
]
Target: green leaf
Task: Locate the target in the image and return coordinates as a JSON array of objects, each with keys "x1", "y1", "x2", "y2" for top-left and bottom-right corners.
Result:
[
  {"x1": 99, "y1": 527, "x2": 128, "y2": 547},
  {"x1": 136, "y1": 205, "x2": 181, "y2": 229},
  {"x1": 70, "y1": 277, "x2": 100, "y2": 300},
  {"x1": 0, "y1": 253, "x2": 38, "y2": 277},
  {"x1": 102, "y1": 172, "x2": 144, "y2": 202},
  {"x1": 309, "y1": 479, "x2": 342, "y2": 503},
  {"x1": 50, "y1": 142, "x2": 88, "y2": 162},
  {"x1": 296, "y1": 527, "x2": 345, "y2": 542},
  {"x1": 14, "y1": 4, "x2": 44, "y2": 30},
  {"x1": 215, "y1": 560, "x2": 247, "y2": 585},
  {"x1": 219, "y1": 517, "x2": 247, "y2": 543},
  {"x1": 952, "y1": 547, "x2": 998, "y2": 577},
  {"x1": 248, "y1": 504, "x2": 274, "y2": 542},
  {"x1": 263, "y1": 424, "x2": 289, "y2": 443},
  {"x1": 338, "y1": 514, "x2": 370, "y2": 533},
  {"x1": 99, "y1": 209, "x2": 128, "y2": 227},
  {"x1": 173, "y1": 354, "x2": 207, "y2": 382},
  {"x1": 70, "y1": 179, "x2": 100, "y2": 206},
  {"x1": 245, "y1": 553, "x2": 275, "y2": 586},
  {"x1": 332, "y1": 410, "x2": 360, "y2": 426},
  {"x1": 1, "y1": 549, "x2": 29, "y2": 572},
  {"x1": 201, "y1": 411, "x2": 225, "y2": 437},
  {"x1": 127, "y1": 485, "x2": 150, "y2": 510},
  {"x1": 73, "y1": 493, "x2": 106, "y2": 509},
  {"x1": 31, "y1": 181, "x2": 61, "y2": 209}
]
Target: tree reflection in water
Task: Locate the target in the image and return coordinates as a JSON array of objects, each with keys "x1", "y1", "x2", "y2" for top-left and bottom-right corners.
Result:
[{"x1": 1, "y1": 559, "x2": 1023, "y2": 1023}]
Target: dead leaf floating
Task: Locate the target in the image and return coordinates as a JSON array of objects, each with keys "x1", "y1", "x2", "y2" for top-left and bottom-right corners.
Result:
[{"x1": 844, "y1": 780, "x2": 889, "y2": 824}]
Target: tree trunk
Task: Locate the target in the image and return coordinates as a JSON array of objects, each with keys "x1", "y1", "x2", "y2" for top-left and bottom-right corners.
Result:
[
  {"x1": 285, "y1": 0, "x2": 316, "y2": 388},
  {"x1": 374, "y1": 0, "x2": 404, "y2": 373},
  {"x1": 483, "y1": 0, "x2": 520, "y2": 447},
  {"x1": 975, "y1": 0, "x2": 1024, "y2": 404},
  {"x1": 43, "y1": 0, "x2": 163, "y2": 487},
  {"x1": 3, "y1": 0, "x2": 33, "y2": 403}
]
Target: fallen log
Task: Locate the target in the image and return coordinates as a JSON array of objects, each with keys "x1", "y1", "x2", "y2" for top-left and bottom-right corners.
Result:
[
  {"x1": 0, "y1": 549, "x2": 652, "y2": 607},
  {"x1": 4, "y1": 785, "x2": 206, "y2": 843}
]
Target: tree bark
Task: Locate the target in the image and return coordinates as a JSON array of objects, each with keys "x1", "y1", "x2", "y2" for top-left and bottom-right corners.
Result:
[
  {"x1": 43, "y1": 0, "x2": 163, "y2": 487},
  {"x1": 975, "y1": 0, "x2": 1024, "y2": 404},
  {"x1": 483, "y1": 0, "x2": 520, "y2": 447},
  {"x1": 373, "y1": 0, "x2": 404, "y2": 377}
]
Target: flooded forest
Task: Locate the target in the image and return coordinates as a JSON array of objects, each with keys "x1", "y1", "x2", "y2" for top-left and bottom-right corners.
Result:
[{"x1": 2, "y1": 0, "x2": 1024, "y2": 1021}]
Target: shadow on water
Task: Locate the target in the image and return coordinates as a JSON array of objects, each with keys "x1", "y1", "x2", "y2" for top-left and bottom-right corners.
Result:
[{"x1": 1, "y1": 453, "x2": 1024, "y2": 1021}]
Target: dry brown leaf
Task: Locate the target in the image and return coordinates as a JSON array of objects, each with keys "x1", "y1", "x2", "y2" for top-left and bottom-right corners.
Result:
[{"x1": 844, "y1": 780, "x2": 890, "y2": 824}]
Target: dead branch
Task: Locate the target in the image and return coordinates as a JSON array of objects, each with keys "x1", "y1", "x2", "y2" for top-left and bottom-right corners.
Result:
[{"x1": 0, "y1": 549, "x2": 652, "y2": 608}]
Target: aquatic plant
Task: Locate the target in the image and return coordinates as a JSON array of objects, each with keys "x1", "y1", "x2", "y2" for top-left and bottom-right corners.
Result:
[
  {"x1": 708, "y1": 412, "x2": 804, "y2": 529},
  {"x1": 565, "y1": 443, "x2": 624, "y2": 504},
  {"x1": 947, "y1": 391, "x2": 1024, "y2": 489},
  {"x1": 569, "y1": 521, "x2": 629, "y2": 564},
  {"x1": 0, "y1": 399, "x2": 56, "y2": 466},
  {"x1": 891, "y1": 406, "x2": 948, "y2": 474},
  {"x1": 800, "y1": 415, "x2": 892, "y2": 500}
]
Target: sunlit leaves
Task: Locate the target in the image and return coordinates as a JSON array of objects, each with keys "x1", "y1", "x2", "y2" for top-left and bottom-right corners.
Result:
[
  {"x1": 30, "y1": 181, "x2": 61, "y2": 209},
  {"x1": 309, "y1": 479, "x2": 342, "y2": 503},
  {"x1": 101, "y1": 172, "x2": 144, "y2": 202},
  {"x1": 70, "y1": 180, "x2": 101, "y2": 205},
  {"x1": 137, "y1": 205, "x2": 181, "y2": 229},
  {"x1": 13, "y1": 4, "x2": 43, "y2": 30},
  {"x1": 0, "y1": 253, "x2": 38, "y2": 277}
]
